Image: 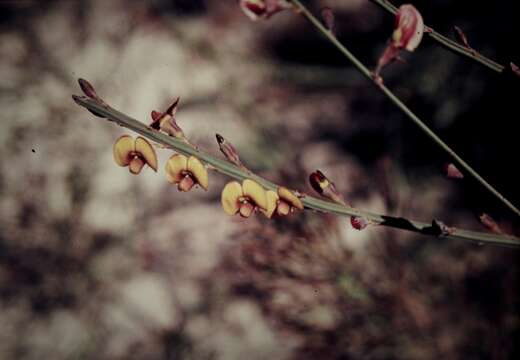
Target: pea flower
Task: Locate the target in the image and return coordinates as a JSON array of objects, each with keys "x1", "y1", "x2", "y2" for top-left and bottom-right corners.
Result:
[
  {"x1": 375, "y1": 4, "x2": 424, "y2": 76},
  {"x1": 392, "y1": 4, "x2": 424, "y2": 52},
  {"x1": 113, "y1": 135, "x2": 158, "y2": 175},
  {"x1": 165, "y1": 154, "x2": 208, "y2": 192},
  {"x1": 239, "y1": 0, "x2": 292, "y2": 21},
  {"x1": 221, "y1": 179, "x2": 268, "y2": 218},
  {"x1": 263, "y1": 187, "x2": 304, "y2": 218}
]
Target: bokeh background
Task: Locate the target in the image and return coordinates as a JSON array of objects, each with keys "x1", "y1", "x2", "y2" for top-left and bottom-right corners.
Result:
[{"x1": 1, "y1": 0, "x2": 519, "y2": 359}]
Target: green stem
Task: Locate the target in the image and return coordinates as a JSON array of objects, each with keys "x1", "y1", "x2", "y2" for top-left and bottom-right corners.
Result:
[
  {"x1": 368, "y1": 0, "x2": 504, "y2": 73},
  {"x1": 72, "y1": 95, "x2": 520, "y2": 248},
  {"x1": 289, "y1": 0, "x2": 520, "y2": 218}
]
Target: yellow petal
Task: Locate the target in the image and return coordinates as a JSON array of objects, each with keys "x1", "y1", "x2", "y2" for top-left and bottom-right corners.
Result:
[
  {"x1": 278, "y1": 186, "x2": 304, "y2": 210},
  {"x1": 221, "y1": 181, "x2": 243, "y2": 215},
  {"x1": 165, "y1": 154, "x2": 188, "y2": 184},
  {"x1": 129, "y1": 157, "x2": 145, "y2": 175},
  {"x1": 242, "y1": 179, "x2": 267, "y2": 211},
  {"x1": 262, "y1": 190, "x2": 279, "y2": 218},
  {"x1": 187, "y1": 156, "x2": 208, "y2": 190},
  {"x1": 135, "y1": 136, "x2": 158, "y2": 172},
  {"x1": 113, "y1": 135, "x2": 135, "y2": 167}
]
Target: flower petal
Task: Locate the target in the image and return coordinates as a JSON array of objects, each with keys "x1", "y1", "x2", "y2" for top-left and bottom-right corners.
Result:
[
  {"x1": 135, "y1": 136, "x2": 158, "y2": 171},
  {"x1": 165, "y1": 154, "x2": 188, "y2": 184},
  {"x1": 129, "y1": 157, "x2": 145, "y2": 175},
  {"x1": 221, "y1": 181, "x2": 243, "y2": 215},
  {"x1": 187, "y1": 156, "x2": 208, "y2": 190},
  {"x1": 242, "y1": 179, "x2": 267, "y2": 211},
  {"x1": 262, "y1": 190, "x2": 279, "y2": 218},
  {"x1": 113, "y1": 135, "x2": 135, "y2": 167},
  {"x1": 277, "y1": 186, "x2": 303, "y2": 210}
]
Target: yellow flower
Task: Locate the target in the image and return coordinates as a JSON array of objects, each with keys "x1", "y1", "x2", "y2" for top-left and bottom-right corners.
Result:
[
  {"x1": 221, "y1": 179, "x2": 268, "y2": 218},
  {"x1": 165, "y1": 154, "x2": 208, "y2": 191},
  {"x1": 113, "y1": 135, "x2": 158, "y2": 174},
  {"x1": 263, "y1": 186, "x2": 304, "y2": 218}
]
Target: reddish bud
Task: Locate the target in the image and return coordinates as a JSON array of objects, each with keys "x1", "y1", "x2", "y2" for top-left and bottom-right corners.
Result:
[
  {"x1": 454, "y1": 26, "x2": 471, "y2": 49},
  {"x1": 216, "y1": 133, "x2": 243, "y2": 168},
  {"x1": 151, "y1": 110, "x2": 162, "y2": 122},
  {"x1": 149, "y1": 97, "x2": 185, "y2": 139},
  {"x1": 479, "y1": 213, "x2": 503, "y2": 234},
  {"x1": 351, "y1": 216, "x2": 369, "y2": 230},
  {"x1": 444, "y1": 163, "x2": 464, "y2": 179},
  {"x1": 78, "y1": 78, "x2": 99, "y2": 100},
  {"x1": 309, "y1": 170, "x2": 347, "y2": 206},
  {"x1": 239, "y1": 0, "x2": 292, "y2": 21},
  {"x1": 510, "y1": 62, "x2": 520, "y2": 78}
]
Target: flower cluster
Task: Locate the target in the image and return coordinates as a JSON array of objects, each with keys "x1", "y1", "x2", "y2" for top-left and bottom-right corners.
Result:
[{"x1": 107, "y1": 86, "x2": 305, "y2": 220}]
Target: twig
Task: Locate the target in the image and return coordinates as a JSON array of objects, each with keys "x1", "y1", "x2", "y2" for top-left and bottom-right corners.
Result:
[
  {"x1": 288, "y1": 0, "x2": 520, "y2": 219},
  {"x1": 72, "y1": 94, "x2": 520, "y2": 248},
  {"x1": 368, "y1": 0, "x2": 504, "y2": 73}
]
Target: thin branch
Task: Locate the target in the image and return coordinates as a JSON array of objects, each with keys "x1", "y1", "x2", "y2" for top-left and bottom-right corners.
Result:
[
  {"x1": 368, "y1": 0, "x2": 504, "y2": 73},
  {"x1": 72, "y1": 94, "x2": 520, "y2": 248},
  {"x1": 288, "y1": 0, "x2": 520, "y2": 218}
]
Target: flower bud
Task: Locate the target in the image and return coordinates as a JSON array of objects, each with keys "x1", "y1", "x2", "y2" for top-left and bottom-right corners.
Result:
[
  {"x1": 216, "y1": 133, "x2": 243, "y2": 168},
  {"x1": 239, "y1": 0, "x2": 292, "y2": 21},
  {"x1": 309, "y1": 170, "x2": 346, "y2": 206}
]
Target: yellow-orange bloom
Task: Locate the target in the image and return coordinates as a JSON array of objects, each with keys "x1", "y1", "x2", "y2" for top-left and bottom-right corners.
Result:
[
  {"x1": 263, "y1": 187, "x2": 304, "y2": 218},
  {"x1": 165, "y1": 154, "x2": 208, "y2": 191},
  {"x1": 113, "y1": 135, "x2": 158, "y2": 175},
  {"x1": 221, "y1": 179, "x2": 267, "y2": 218}
]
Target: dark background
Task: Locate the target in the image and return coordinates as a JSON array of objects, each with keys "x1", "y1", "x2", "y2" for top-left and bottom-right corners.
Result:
[{"x1": 0, "y1": 1, "x2": 518, "y2": 359}]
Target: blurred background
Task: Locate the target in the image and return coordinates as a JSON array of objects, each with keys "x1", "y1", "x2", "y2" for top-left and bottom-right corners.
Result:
[{"x1": 0, "y1": 0, "x2": 519, "y2": 359}]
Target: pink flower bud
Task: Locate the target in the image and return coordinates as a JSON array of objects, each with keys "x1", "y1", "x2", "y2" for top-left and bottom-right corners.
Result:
[
  {"x1": 350, "y1": 216, "x2": 369, "y2": 230},
  {"x1": 392, "y1": 4, "x2": 424, "y2": 52},
  {"x1": 239, "y1": 0, "x2": 292, "y2": 21}
]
